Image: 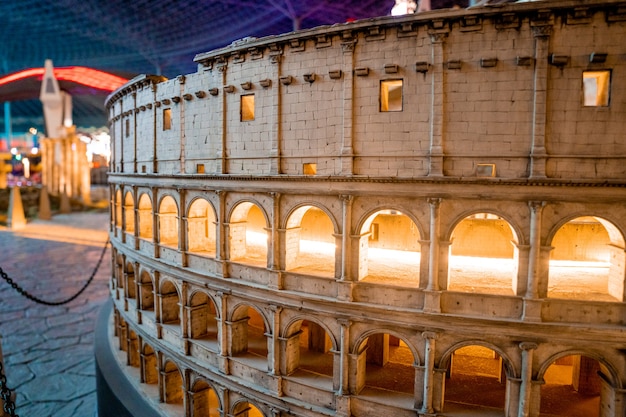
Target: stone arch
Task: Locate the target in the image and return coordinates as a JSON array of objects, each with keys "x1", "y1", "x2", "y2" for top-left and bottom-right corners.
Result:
[
  {"x1": 231, "y1": 399, "x2": 266, "y2": 417},
  {"x1": 158, "y1": 194, "x2": 179, "y2": 247},
  {"x1": 447, "y1": 210, "x2": 521, "y2": 295},
  {"x1": 283, "y1": 203, "x2": 338, "y2": 277},
  {"x1": 137, "y1": 192, "x2": 153, "y2": 240},
  {"x1": 188, "y1": 290, "x2": 219, "y2": 343},
  {"x1": 228, "y1": 303, "x2": 269, "y2": 360},
  {"x1": 123, "y1": 190, "x2": 135, "y2": 233},
  {"x1": 160, "y1": 279, "x2": 181, "y2": 325},
  {"x1": 546, "y1": 215, "x2": 625, "y2": 302},
  {"x1": 439, "y1": 340, "x2": 516, "y2": 414},
  {"x1": 187, "y1": 197, "x2": 217, "y2": 256},
  {"x1": 355, "y1": 207, "x2": 424, "y2": 285},
  {"x1": 127, "y1": 329, "x2": 140, "y2": 367},
  {"x1": 162, "y1": 359, "x2": 184, "y2": 405},
  {"x1": 352, "y1": 329, "x2": 420, "y2": 397},
  {"x1": 141, "y1": 343, "x2": 158, "y2": 384},
  {"x1": 114, "y1": 189, "x2": 122, "y2": 227},
  {"x1": 228, "y1": 200, "x2": 269, "y2": 265},
  {"x1": 537, "y1": 350, "x2": 620, "y2": 417},
  {"x1": 138, "y1": 269, "x2": 155, "y2": 311},
  {"x1": 190, "y1": 378, "x2": 221, "y2": 417},
  {"x1": 115, "y1": 253, "x2": 124, "y2": 289},
  {"x1": 281, "y1": 316, "x2": 337, "y2": 378},
  {"x1": 124, "y1": 261, "x2": 136, "y2": 300}
]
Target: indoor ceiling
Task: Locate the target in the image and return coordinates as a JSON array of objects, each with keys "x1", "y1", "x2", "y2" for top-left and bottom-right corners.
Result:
[{"x1": 0, "y1": 0, "x2": 468, "y2": 134}]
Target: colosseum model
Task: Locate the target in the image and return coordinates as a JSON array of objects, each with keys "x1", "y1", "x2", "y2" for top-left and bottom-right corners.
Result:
[{"x1": 96, "y1": 1, "x2": 626, "y2": 416}]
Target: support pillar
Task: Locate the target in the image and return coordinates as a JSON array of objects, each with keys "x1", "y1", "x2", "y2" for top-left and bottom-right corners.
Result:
[
  {"x1": 529, "y1": 24, "x2": 552, "y2": 179},
  {"x1": 424, "y1": 198, "x2": 442, "y2": 313},
  {"x1": 518, "y1": 342, "x2": 537, "y2": 417},
  {"x1": 7, "y1": 186, "x2": 26, "y2": 229},
  {"x1": 420, "y1": 331, "x2": 437, "y2": 414},
  {"x1": 427, "y1": 30, "x2": 448, "y2": 177},
  {"x1": 524, "y1": 201, "x2": 545, "y2": 321}
]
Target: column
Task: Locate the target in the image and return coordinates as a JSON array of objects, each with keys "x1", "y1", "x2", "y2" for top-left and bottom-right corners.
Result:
[
  {"x1": 217, "y1": 291, "x2": 230, "y2": 374},
  {"x1": 427, "y1": 198, "x2": 441, "y2": 291},
  {"x1": 335, "y1": 319, "x2": 352, "y2": 417},
  {"x1": 524, "y1": 201, "x2": 545, "y2": 321},
  {"x1": 340, "y1": 194, "x2": 353, "y2": 281},
  {"x1": 151, "y1": 82, "x2": 159, "y2": 173},
  {"x1": 215, "y1": 190, "x2": 228, "y2": 278},
  {"x1": 217, "y1": 63, "x2": 228, "y2": 174},
  {"x1": 518, "y1": 342, "x2": 537, "y2": 417},
  {"x1": 428, "y1": 29, "x2": 448, "y2": 177},
  {"x1": 270, "y1": 192, "x2": 281, "y2": 271},
  {"x1": 337, "y1": 195, "x2": 354, "y2": 302},
  {"x1": 529, "y1": 24, "x2": 552, "y2": 178},
  {"x1": 178, "y1": 75, "x2": 187, "y2": 174},
  {"x1": 179, "y1": 188, "x2": 188, "y2": 266},
  {"x1": 269, "y1": 49, "x2": 282, "y2": 174},
  {"x1": 425, "y1": 198, "x2": 442, "y2": 313},
  {"x1": 420, "y1": 331, "x2": 437, "y2": 414},
  {"x1": 268, "y1": 304, "x2": 282, "y2": 376},
  {"x1": 340, "y1": 38, "x2": 356, "y2": 175}
]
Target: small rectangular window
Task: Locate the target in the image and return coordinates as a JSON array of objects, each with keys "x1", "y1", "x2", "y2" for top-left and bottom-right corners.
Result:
[
  {"x1": 163, "y1": 108, "x2": 172, "y2": 130},
  {"x1": 583, "y1": 70, "x2": 610, "y2": 106},
  {"x1": 380, "y1": 79, "x2": 403, "y2": 112},
  {"x1": 303, "y1": 163, "x2": 317, "y2": 175},
  {"x1": 125, "y1": 119, "x2": 130, "y2": 137},
  {"x1": 241, "y1": 94, "x2": 255, "y2": 121}
]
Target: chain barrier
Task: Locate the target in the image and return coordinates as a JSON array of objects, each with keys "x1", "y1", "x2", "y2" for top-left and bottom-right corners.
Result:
[
  {"x1": 0, "y1": 237, "x2": 109, "y2": 306},
  {"x1": 0, "y1": 237, "x2": 110, "y2": 416},
  {"x1": 0, "y1": 361, "x2": 17, "y2": 417}
]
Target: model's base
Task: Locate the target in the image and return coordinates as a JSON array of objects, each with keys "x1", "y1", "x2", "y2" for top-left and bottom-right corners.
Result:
[{"x1": 95, "y1": 300, "x2": 160, "y2": 417}]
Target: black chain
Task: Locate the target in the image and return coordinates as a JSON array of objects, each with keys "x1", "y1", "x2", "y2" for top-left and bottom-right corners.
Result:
[
  {"x1": 0, "y1": 361, "x2": 17, "y2": 417},
  {"x1": 0, "y1": 237, "x2": 110, "y2": 417},
  {"x1": 0, "y1": 237, "x2": 109, "y2": 306}
]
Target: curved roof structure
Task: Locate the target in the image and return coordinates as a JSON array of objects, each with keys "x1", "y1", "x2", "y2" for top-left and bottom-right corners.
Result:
[{"x1": 0, "y1": 0, "x2": 467, "y2": 132}]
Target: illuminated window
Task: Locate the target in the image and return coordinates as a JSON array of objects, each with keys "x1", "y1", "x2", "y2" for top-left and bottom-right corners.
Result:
[
  {"x1": 241, "y1": 94, "x2": 255, "y2": 121},
  {"x1": 163, "y1": 109, "x2": 172, "y2": 130},
  {"x1": 380, "y1": 79, "x2": 403, "y2": 112},
  {"x1": 583, "y1": 70, "x2": 610, "y2": 106},
  {"x1": 303, "y1": 163, "x2": 317, "y2": 175}
]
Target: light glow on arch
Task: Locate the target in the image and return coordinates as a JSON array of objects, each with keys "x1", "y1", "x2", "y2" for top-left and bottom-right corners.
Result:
[{"x1": 0, "y1": 66, "x2": 128, "y2": 92}]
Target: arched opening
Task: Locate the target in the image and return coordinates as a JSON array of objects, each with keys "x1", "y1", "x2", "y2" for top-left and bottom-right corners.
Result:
[
  {"x1": 230, "y1": 306, "x2": 268, "y2": 362},
  {"x1": 138, "y1": 193, "x2": 153, "y2": 240},
  {"x1": 548, "y1": 216, "x2": 624, "y2": 302},
  {"x1": 284, "y1": 206, "x2": 336, "y2": 277},
  {"x1": 448, "y1": 213, "x2": 518, "y2": 295},
  {"x1": 115, "y1": 254, "x2": 124, "y2": 289},
  {"x1": 160, "y1": 280, "x2": 180, "y2": 325},
  {"x1": 159, "y1": 195, "x2": 179, "y2": 247},
  {"x1": 443, "y1": 345, "x2": 507, "y2": 415},
  {"x1": 124, "y1": 191, "x2": 135, "y2": 233},
  {"x1": 163, "y1": 360, "x2": 183, "y2": 405},
  {"x1": 139, "y1": 271, "x2": 155, "y2": 312},
  {"x1": 229, "y1": 202, "x2": 268, "y2": 266},
  {"x1": 115, "y1": 189, "x2": 122, "y2": 228},
  {"x1": 540, "y1": 354, "x2": 606, "y2": 417},
  {"x1": 356, "y1": 333, "x2": 416, "y2": 400},
  {"x1": 189, "y1": 292, "x2": 219, "y2": 348},
  {"x1": 125, "y1": 262, "x2": 136, "y2": 300},
  {"x1": 358, "y1": 210, "x2": 422, "y2": 286},
  {"x1": 188, "y1": 198, "x2": 217, "y2": 257},
  {"x1": 282, "y1": 319, "x2": 334, "y2": 380},
  {"x1": 190, "y1": 379, "x2": 220, "y2": 417},
  {"x1": 232, "y1": 400, "x2": 265, "y2": 417},
  {"x1": 141, "y1": 344, "x2": 158, "y2": 384},
  {"x1": 128, "y1": 330, "x2": 140, "y2": 367}
]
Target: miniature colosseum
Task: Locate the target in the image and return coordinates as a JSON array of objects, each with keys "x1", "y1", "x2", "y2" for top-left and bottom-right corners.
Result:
[{"x1": 97, "y1": 1, "x2": 626, "y2": 416}]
